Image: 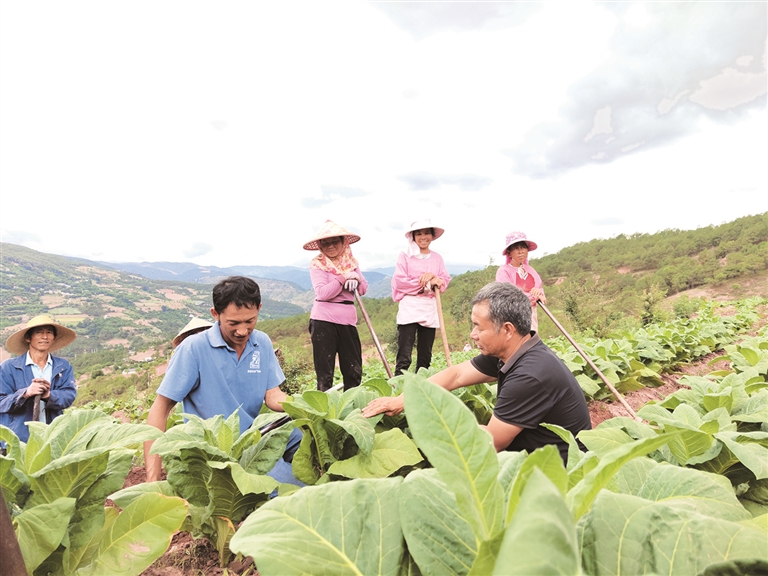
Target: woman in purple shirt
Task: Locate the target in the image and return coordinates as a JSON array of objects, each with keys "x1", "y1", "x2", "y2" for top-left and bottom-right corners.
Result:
[{"x1": 304, "y1": 220, "x2": 368, "y2": 391}]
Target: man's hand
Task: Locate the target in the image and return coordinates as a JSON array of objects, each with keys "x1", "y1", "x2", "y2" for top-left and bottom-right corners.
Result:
[
  {"x1": 25, "y1": 379, "x2": 50, "y2": 399},
  {"x1": 362, "y1": 395, "x2": 404, "y2": 417}
]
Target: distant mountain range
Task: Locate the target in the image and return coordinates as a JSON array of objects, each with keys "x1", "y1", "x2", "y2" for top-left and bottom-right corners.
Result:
[{"x1": 96, "y1": 261, "x2": 483, "y2": 299}]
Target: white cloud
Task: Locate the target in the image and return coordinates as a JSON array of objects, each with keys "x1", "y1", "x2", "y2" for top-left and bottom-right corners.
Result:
[{"x1": 0, "y1": 1, "x2": 765, "y2": 272}]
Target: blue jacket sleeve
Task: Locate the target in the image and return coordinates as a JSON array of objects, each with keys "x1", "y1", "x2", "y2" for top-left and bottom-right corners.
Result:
[{"x1": 46, "y1": 359, "x2": 77, "y2": 411}]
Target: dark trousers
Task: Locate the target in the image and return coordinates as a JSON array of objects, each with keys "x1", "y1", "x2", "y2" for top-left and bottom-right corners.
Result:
[
  {"x1": 309, "y1": 319, "x2": 362, "y2": 391},
  {"x1": 395, "y1": 323, "x2": 436, "y2": 376}
]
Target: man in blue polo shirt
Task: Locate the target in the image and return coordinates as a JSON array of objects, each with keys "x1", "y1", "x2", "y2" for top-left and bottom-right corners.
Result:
[{"x1": 144, "y1": 276, "x2": 298, "y2": 482}]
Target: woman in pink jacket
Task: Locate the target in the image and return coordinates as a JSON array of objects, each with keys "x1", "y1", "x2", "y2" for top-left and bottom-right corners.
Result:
[
  {"x1": 304, "y1": 220, "x2": 368, "y2": 391},
  {"x1": 392, "y1": 219, "x2": 451, "y2": 376},
  {"x1": 496, "y1": 231, "x2": 546, "y2": 332}
]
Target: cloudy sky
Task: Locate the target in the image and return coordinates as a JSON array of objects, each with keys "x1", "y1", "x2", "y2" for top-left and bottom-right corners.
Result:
[{"x1": 1, "y1": 1, "x2": 766, "y2": 271}]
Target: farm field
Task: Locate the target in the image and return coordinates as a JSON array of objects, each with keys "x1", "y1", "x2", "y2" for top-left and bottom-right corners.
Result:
[{"x1": 3, "y1": 297, "x2": 767, "y2": 576}]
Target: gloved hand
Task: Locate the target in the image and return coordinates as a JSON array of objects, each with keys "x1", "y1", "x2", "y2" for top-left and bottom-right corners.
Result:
[{"x1": 344, "y1": 279, "x2": 359, "y2": 292}]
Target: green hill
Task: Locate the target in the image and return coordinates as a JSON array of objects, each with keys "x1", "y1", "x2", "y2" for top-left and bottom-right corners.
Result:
[{"x1": 0, "y1": 243, "x2": 305, "y2": 357}]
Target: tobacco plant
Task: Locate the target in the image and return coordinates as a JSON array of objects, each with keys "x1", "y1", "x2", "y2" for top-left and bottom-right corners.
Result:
[
  {"x1": 0, "y1": 409, "x2": 186, "y2": 576},
  {"x1": 230, "y1": 373, "x2": 768, "y2": 575}
]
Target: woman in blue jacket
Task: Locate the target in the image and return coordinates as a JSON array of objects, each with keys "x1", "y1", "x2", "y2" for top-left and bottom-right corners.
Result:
[{"x1": 0, "y1": 315, "x2": 77, "y2": 442}]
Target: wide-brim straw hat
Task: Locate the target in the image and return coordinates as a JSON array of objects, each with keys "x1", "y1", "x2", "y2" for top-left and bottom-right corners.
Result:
[
  {"x1": 404, "y1": 219, "x2": 444, "y2": 240},
  {"x1": 303, "y1": 220, "x2": 361, "y2": 250},
  {"x1": 502, "y1": 231, "x2": 538, "y2": 254},
  {"x1": 5, "y1": 314, "x2": 77, "y2": 356},
  {"x1": 172, "y1": 317, "x2": 214, "y2": 348}
]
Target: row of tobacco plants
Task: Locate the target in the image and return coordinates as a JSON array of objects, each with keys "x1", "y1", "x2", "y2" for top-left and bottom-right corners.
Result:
[{"x1": 2, "y1": 297, "x2": 766, "y2": 575}]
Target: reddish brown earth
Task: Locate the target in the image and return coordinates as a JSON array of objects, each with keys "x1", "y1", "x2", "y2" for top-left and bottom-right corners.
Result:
[{"x1": 588, "y1": 350, "x2": 732, "y2": 426}]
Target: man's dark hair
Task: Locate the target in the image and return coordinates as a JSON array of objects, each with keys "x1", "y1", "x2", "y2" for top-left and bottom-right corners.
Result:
[
  {"x1": 411, "y1": 227, "x2": 435, "y2": 241},
  {"x1": 471, "y1": 282, "x2": 532, "y2": 335},
  {"x1": 212, "y1": 276, "x2": 261, "y2": 313}
]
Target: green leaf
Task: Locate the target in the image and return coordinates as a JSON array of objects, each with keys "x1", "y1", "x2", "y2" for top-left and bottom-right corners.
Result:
[
  {"x1": 292, "y1": 428, "x2": 322, "y2": 485},
  {"x1": 109, "y1": 480, "x2": 176, "y2": 509},
  {"x1": 715, "y1": 431, "x2": 768, "y2": 479},
  {"x1": 634, "y1": 462, "x2": 750, "y2": 521},
  {"x1": 230, "y1": 478, "x2": 404, "y2": 576},
  {"x1": 362, "y1": 378, "x2": 395, "y2": 397},
  {"x1": 403, "y1": 374, "x2": 504, "y2": 541},
  {"x1": 14, "y1": 497, "x2": 76, "y2": 573},
  {"x1": 78, "y1": 422, "x2": 162, "y2": 451},
  {"x1": 580, "y1": 490, "x2": 767, "y2": 576},
  {"x1": 63, "y1": 449, "x2": 136, "y2": 573},
  {"x1": 239, "y1": 425, "x2": 291, "y2": 474},
  {"x1": 327, "y1": 409, "x2": 376, "y2": 455},
  {"x1": 566, "y1": 433, "x2": 675, "y2": 520},
  {"x1": 578, "y1": 427, "x2": 635, "y2": 457},
  {"x1": 504, "y1": 445, "x2": 567, "y2": 524},
  {"x1": 575, "y1": 374, "x2": 601, "y2": 397},
  {"x1": 74, "y1": 493, "x2": 187, "y2": 576},
  {"x1": 400, "y1": 469, "x2": 477, "y2": 576},
  {"x1": 206, "y1": 462, "x2": 274, "y2": 523},
  {"x1": 0, "y1": 454, "x2": 29, "y2": 506},
  {"x1": 493, "y1": 469, "x2": 580, "y2": 575},
  {"x1": 328, "y1": 428, "x2": 423, "y2": 479},
  {"x1": 27, "y1": 449, "x2": 110, "y2": 506}
]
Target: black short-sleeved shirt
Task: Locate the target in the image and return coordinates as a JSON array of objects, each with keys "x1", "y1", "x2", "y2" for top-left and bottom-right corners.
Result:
[{"x1": 471, "y1": 335, "x2": 591, "y2": 462}]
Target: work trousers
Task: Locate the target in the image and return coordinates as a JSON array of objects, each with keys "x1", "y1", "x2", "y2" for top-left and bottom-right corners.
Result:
[
  {"x1": 309, "y1": 319, "x2": 362, "y2": 391},
  {"x1": 395, "y1": 323, "x2": 436, "y2": 376}
]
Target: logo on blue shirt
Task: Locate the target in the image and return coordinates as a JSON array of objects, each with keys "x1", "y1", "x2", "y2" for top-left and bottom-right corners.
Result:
[{"x1": 249, "y1": 351, "x2": 261, "y2": 370}]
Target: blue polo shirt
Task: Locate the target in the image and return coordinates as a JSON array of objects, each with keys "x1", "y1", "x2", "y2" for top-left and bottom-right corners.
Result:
[{"x1": 157, "y1": 322, "x2": 285, "y2": 433}]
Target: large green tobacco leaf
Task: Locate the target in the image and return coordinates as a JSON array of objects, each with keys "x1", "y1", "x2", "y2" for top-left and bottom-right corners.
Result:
[
  {"x1": 327, "y1": 410, "x2": 376, "y2": 455},
  {"x1": 208, "y1": 461, "x2": 274, "y2": 521},
  {"x1": 238, "y1": 425, "x2": 291, "y2": 474},
  {"x1": 580, "y1": 490, "x2": 767, "y2": 576},
  {"x1": 504, "y1": 445, "x2": 567, "y2": 524},
  {"x1": 399, "y1": 469, "x2": 477, "y2": 576},
  {"x1": 63, "y1": 450, "x2": 136, "y2": 573},
  {"x1": 27, "y1": 448, "x2": 110, "y2": 507},
  {"x1": 230, "y1": 478, "x2": 405, "y2": 576},
  {"x1": 578, "y1": 427, "x2": 636, "y2": 456},
  {"x1": 402, "y1": 374, "x2": 503, "y2": 541},
  {"x1": 74, "y1": 492, "x2": 187, "y2": 576},
  {"x1": 327, "y1": 428, "x2": 423, "y2": 479},
  {"x1": 0, "y1": 454, "x2": 29, "y2": 505},
  {"x1": 566, "y1": 434, "x2": 674, "y2": 520},
  {"x1": 731, "y1": 389, "x2": 768, "y2": 423},
  {"x1": 76, "y1": 422, "x2": 162, "y2": 452},
  {"x1": 14, "y1": 497, "x2": 76, "y2": 573},
  {"x1": 628, "y1": 461, "x2": 750, "y2": 521},
  {"x1": 42, "y1": 410, "x2": 107, "y2": 458},
  {"x1": 715, "y1": 431, "x2": 768, "y2": 479},
  {"x1": 109, "y1": 480, "x2": 177, "y2": 509},
  {"x1": 292, "y1": 428, "x2": 323, "y2": 485},
  {"x1": 492, "y1": 469, "x2": 580, "y2": 576}
]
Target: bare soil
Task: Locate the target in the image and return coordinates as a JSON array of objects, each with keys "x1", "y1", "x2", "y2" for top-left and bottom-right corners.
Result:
[{"x1": 587, "y1": 350, "x2": 731, "y2": 426}]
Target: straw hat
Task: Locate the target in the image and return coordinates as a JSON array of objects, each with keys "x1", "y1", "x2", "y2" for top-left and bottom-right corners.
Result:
[
  {"x1": 405, "y1": 219, "x2": 444, "y2": 240},
  {"x1": 303, "y1": 220, "x2": 361, "y2": 250},
  {"x1": 5, "y1": 315, "x2": 77, "y2": 356},
  {"x1": 172, "y1": 317, "x2": 213, "y2": 348},
  {"x1": 502, "y1": 231, "x2": 537, "y2": 254}
]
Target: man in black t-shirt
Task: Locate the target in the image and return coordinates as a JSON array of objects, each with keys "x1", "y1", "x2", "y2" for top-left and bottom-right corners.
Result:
[{"x1": 363, "y1": 282, "x2": 591, "y2": 463}]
